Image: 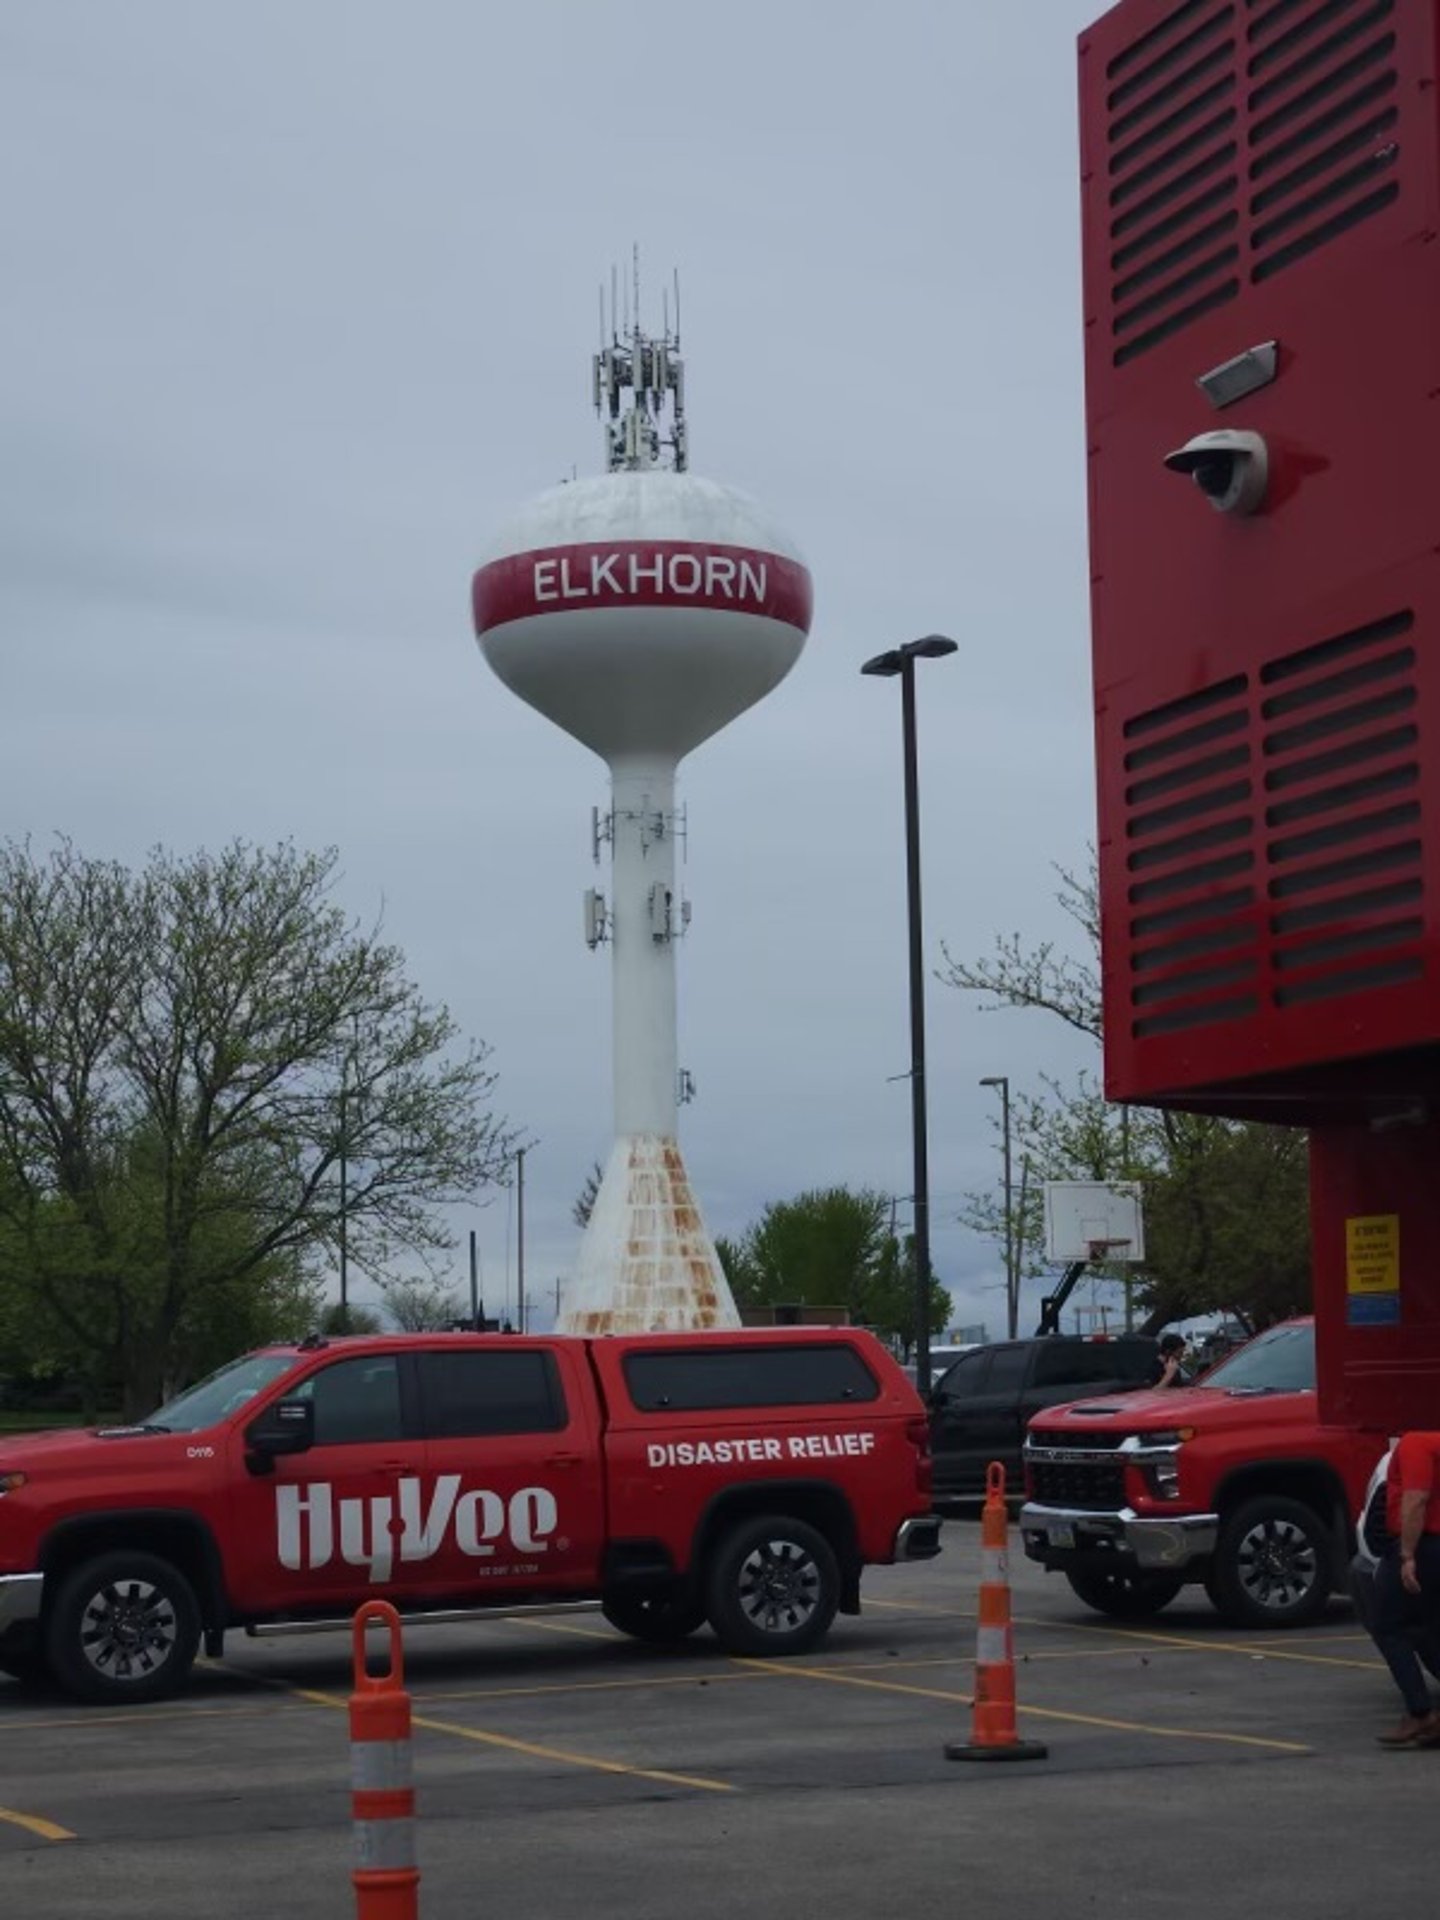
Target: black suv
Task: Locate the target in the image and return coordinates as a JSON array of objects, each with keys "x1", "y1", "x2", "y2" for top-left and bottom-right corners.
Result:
[{"x1": 928, "y1": 1335, "x2": 1156, "y2": 1502}]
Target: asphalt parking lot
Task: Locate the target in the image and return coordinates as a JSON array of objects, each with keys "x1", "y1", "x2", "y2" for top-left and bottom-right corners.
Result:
[{"x1": 1, "y1": 1517, "x2": 1429, "y2": 1920}]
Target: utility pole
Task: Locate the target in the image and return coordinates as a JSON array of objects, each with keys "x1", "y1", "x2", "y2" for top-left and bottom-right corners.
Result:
[
  {"x1": 338, "y1": 1057, "x2": 349, "y2": 1333},
  {"x1": 1015, "y1": 1156, "x2": 1031, "y2": 1339},
  {"x1": 1120, "y1": 1104, "x2": 1135, "y2": 1333},
  {"x1": 981, "y1": 1077, "x2": 1015, "y2": 1338},
  {"x1": 469, "y1": 1229, "x2": 481, "y2": 1329},
  {"x1": 516, "y1": 1147, "x2": 526, "y2": 1334}
]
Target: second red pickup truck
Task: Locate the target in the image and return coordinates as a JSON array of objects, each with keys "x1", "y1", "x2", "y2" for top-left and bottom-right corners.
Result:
[
  {"x1": 0, "y1": 1327, "x2": 940, "y2": 1702},
  {"x1": 1019, "y1": 1318, "x2": 1384, "y2": 1628}
]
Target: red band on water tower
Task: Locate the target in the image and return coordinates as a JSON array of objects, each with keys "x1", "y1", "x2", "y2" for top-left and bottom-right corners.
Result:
[{"x1": 473, "y1": 540, "x2": 813, "y2": 635}]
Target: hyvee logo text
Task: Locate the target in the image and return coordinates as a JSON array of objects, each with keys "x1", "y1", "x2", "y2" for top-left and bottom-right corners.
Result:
[{"x1": 276, "y1": 1476, "x2": 558, "y2": 1583}]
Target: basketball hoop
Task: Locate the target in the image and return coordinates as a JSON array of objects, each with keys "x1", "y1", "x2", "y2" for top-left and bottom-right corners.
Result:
[{"x1": 1087, "y1": 1238, "x2": 1131, "y2": 1265}]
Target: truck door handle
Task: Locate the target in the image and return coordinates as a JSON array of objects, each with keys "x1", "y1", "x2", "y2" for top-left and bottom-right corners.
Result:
[
  {"x1": 380, "y1": 1460, "x2": 420, "y2": 1474},
  {"x1": 545, "y1": 1452, "x2": 583, "y2": 1468}
]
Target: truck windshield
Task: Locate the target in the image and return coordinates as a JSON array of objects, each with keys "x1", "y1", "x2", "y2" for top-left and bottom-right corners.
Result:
[
  {"x1": 146, "y1": 1352, "x2": 302, "y2": 1434},
  {"x1": 1197, "y1": 1322, "x2": 1314, "y2": 1395}
]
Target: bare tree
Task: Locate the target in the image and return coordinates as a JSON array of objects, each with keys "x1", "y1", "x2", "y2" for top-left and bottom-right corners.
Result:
[{"x1": 377, "y1": 1276, "x2": 467, "y2": 1332}]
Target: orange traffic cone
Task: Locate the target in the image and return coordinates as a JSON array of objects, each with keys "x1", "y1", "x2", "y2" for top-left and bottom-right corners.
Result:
[
  {"x1": 945, "y1": 1460, "x2": 1047, "y2": 1763},
  {"x1": 350, "y1": 1600, "x2": 421, "y2": 1918}
]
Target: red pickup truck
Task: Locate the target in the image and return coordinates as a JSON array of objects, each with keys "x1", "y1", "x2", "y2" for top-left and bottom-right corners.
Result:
[
  {"x1": 1019, "y1": 1319, "x2": 1383, "y2": 1628},
  {"x1": 0, "y1": 1328, "x2": 939, "y2": 1703}
]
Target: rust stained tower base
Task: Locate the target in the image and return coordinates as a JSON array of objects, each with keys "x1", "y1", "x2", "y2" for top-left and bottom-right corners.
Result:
[{"x1": 558, "y1": 1135, "x2": 738, "y2": 1335}]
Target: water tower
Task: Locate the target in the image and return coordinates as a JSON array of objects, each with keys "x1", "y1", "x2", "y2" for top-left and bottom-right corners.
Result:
[{"x1": 472, "y1": 276, "x2": 813, "y2": 1332}]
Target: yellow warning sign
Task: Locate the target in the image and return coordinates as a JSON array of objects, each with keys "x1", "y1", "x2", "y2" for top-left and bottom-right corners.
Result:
[{"x1": 1346, "y1": 1214, "x2": 1399, "y2": 1295}]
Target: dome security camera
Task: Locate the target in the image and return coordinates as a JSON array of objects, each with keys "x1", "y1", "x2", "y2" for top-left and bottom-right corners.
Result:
[{"x1": 1163, "y1": 428, "x2": 1269, "y2": 516}]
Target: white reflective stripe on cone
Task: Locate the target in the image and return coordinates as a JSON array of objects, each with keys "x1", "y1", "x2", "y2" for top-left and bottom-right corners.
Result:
[
  {"x1": 975, "y1": 1626, "x2": 1009, "y2": 1667},
  {"x1": 980, "y1": 1548, "x2": 1009, "y2": 1585},
  {"x1": 351, "y1": 1739, "x2": 413, "y2": 1792},
  {"x1": 354, "y1": 1817, "x2": 417, "y2": 1872}
]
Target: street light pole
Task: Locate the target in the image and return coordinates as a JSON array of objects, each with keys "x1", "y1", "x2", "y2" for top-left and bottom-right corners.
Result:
[
  {"x1": 980, "y1": 1076, "x2": 1015, "y2": 1337},
  {"x1": 862, "y1": 633, "x2": 957, "y2": 1397}
]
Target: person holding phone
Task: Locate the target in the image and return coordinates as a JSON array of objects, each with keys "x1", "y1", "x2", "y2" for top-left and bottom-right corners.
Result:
[{"x1": 1149, "y1": 1332, "x2": 1191, "y2": 1389}]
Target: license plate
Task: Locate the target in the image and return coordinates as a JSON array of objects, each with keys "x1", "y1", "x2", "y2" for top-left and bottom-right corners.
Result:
[{"x1": 1047, "y1": 1522, "x2": 1075, "y2": 1549}]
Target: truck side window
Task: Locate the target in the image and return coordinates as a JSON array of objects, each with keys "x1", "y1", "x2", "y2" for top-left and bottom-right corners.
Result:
[
  {"x1": 417, "y1": 1351, "x2": 566, "y2": 1437},
  {"x1": 935, "y1": 1351, "x2": 990, "y2": 1400},
  {"x1": 623, "y1": 1344, "x2": 880, "y2": 1411},
  {"x1": 295, "y1": 1357, "x2": 404, "y2": 1446},
  {"x1": 982, "y1": 1346, "x2": 1030, "y2": 1395}
]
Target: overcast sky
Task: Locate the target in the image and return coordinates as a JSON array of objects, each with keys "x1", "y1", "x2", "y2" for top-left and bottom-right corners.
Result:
[{"x1": 2, "y1": 0, "x2": 1113, "y2": 1338}]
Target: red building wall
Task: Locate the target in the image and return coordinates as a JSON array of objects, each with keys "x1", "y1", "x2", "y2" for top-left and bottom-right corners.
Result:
[
  {"x1": 1081, "y1": 0, "x2": 1440, "y2": 1119},
  {"x1": 1079, "y1": 0, "x2": 1440, "y2": 1427}
]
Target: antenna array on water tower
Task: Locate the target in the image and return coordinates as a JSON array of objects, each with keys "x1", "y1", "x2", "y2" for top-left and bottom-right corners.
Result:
[{"x1": 594, "y1": 251, "x2": 687, "y2": 475}]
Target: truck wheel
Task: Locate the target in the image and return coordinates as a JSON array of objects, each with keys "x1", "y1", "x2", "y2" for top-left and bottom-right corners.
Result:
[
  {"x1": 704, "y1": 1514, "x2": 840, "y2": 1657},
  {"x1": 1208, "y1": 1495, "x2": 1335, "y2": 1629},
  {"x1": 1064, "y1": 1567, "x2": 1183, "y2": 1619},
  {"x1": 45, "y1": 1551, "x2": 201, "y2": 1704},
  {"x1": 601, "y1": 1589, "x2": 707, "y2": 1645}
]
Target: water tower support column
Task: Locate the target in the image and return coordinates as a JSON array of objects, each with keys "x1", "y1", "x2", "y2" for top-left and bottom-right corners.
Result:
[{"x1": 610, "y1": 757, "x2": 679, "y2": 1139}]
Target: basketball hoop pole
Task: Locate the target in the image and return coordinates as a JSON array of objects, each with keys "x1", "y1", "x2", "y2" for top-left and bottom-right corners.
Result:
[{"x1": 1035, "y1": 1238, "x2": 1130, "y2": 1337}]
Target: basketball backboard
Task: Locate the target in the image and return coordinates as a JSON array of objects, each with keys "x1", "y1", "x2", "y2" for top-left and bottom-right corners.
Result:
[{"x1": 1043, "y1": 1181, "x2": 1144, "y2": 1264}]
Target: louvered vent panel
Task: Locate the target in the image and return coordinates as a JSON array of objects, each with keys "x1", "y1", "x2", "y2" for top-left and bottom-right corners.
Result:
[
  {"x1": 1261, "y1": 610, "x2": 1424, "y2": 1006},
  {"x1": 1122, "y1": 675, "x2": 1260, "y2": 1035},
  {"x1": 1106, "y1": 3, "x2": 1242, "y2": 365},
  {"x1": 1245, "y1": 0, "x2": 1400, "y2": 282}
]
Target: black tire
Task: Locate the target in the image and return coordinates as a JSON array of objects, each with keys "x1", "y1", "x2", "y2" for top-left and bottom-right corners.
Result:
[
  {"x1": 45, "y1": 1551, "x2": 201, "y2": 1704},
  {"x1": 703, "y1": 1513, "x2": 840, "y2": 1657},
  {"x1": 1207, "y1": 1495, "x2": 1336, "y2": 1630},
  {"x1": 1064, "y1": 1566, "x2": 1184, "y2": 1619},
  {"x1": 601, "y1": 1588, "x2": 707, "y2": 1645}
]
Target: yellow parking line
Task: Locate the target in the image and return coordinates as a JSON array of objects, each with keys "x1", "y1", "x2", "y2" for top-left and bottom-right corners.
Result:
[
  {"x1": 1051, "y1": 1618, "x2": 1386, "y2": 1674},
  {"x1": 871, "y1": 1595, "x2": 1385, "y2": 1675},
  {"x1": 423, "y1": 1669, "x2": 765, "y2": 1704},
  {"x1": 503, "y1": 1616, "x2": 619, "y2": 1643},
  {"x1": 0, "y1": 1806, "x2": 74, "y2": 1843},
  {"x1": 5, "y1": 1701, "x2": 314, "y2": 1734},
  {"x1": 737, "y1": 1659, "x2": 1312, "y2": 1753},
  {"x1": 292, "y1": 1688, "x2": 737, "y2": 1794}
]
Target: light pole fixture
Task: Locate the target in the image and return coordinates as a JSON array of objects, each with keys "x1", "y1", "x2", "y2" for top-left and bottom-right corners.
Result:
[
  {"x1": 980, "y1": 1075, "x2": 1016, "y2": 1338},
  {"x1": 861, "y1": 633, "x2": 958, "y2": 1395}
]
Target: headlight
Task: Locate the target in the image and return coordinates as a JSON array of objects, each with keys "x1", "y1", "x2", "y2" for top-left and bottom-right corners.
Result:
[{"x1": 1121, "y1": 1431, "x2": 1193, "y2": 1501}]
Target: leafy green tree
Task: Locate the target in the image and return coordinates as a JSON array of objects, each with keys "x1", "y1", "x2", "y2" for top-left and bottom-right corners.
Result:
[
  {"x1": 0, "y1": 837, "x2": 516, "y2": 1415},
  {"x1": 724, "y1": 1187, "x2": 948, "y2": 1354},
  {"x1": 943, "y1": 859, "x2": 1309, "y2": 1332}
]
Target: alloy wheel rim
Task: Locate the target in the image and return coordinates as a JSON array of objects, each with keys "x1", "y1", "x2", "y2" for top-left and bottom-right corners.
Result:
[
  {"x1": 1236, "y1": 1517, "x2": 1317, "y2": 1610},
  {"x1": 737, "y1": 1538, "x2": 821, "y2": 1633},
  {"x1": 78, "y1": 1578, "x2": 178, "y2": 1680}
]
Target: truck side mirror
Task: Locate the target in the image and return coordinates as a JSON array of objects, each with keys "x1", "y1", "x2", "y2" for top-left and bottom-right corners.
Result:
[{"x1": 244, "y1": 1397, "x2": 314, "y2": 1472}]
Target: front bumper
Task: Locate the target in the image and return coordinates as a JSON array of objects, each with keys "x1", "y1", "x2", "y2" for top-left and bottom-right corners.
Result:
[
  {"x1": 1019, "y1": 1501, "x2": 1218, "y2": 1573},
  {"x1": 894, "y1": 1515, "x2": 943, "y2": 1561},
  {"x1": 0, "y1": 1572, "x2": 43, "y2": 1639}
]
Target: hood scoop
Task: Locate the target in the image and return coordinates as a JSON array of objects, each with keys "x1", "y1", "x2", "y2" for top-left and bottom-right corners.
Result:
[{"x1": 1069, "y1": 1405, "x2": 1124, "y2": 1416}]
